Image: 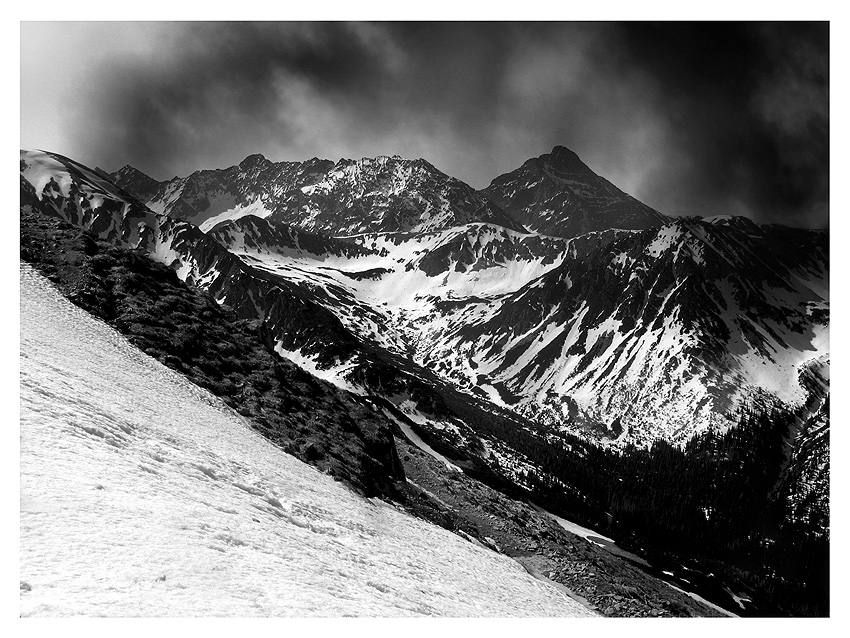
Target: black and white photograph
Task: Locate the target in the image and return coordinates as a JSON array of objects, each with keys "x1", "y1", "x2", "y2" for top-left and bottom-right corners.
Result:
[{"x1": 18, "y1": 15, "x2": 833, "y2": 621}]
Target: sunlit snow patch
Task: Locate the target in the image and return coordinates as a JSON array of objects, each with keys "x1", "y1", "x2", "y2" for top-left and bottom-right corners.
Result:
[{"x1": 273, "y1": 344, "x2": 361, "y2": 394}]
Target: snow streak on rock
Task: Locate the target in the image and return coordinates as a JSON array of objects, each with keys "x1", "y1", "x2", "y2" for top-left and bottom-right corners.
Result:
[{"x1": 19, "y1": 263, "x2": 594, "y2": 618}]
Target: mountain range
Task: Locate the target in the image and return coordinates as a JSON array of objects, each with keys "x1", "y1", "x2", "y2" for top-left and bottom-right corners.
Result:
[{"x1": 20, "y1": 144, "x2": 830, "y2": 615}]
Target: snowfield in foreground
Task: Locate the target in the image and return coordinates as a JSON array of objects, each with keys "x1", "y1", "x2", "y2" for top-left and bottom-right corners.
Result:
[{"x1": 19, "y1": 263, "x2": 593, "y2": 617}]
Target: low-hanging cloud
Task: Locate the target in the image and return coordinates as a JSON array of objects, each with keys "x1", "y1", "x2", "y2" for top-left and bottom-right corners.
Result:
[{"x1": 21, "y1": 21, "x2": 828, "y2": 228}]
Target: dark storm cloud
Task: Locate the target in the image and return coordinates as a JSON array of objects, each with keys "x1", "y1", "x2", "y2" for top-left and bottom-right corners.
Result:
[
  {"x1": 64, "y1": 22, "x2": 828, "y2": 228},
  {"x1": 601, "y1": 22, "x2": 829, "y2": 227},
  {"x1": 81, "y1": 22, "x2": 397, "y2": 176},
  {"x1": 81, "y1": 22, "x2": 541, "y2": 179}
]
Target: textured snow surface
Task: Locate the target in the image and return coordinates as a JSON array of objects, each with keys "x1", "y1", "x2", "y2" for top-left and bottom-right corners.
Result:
[{"x1": 19, "y1": 263, "x2": 593, "y2": 618}]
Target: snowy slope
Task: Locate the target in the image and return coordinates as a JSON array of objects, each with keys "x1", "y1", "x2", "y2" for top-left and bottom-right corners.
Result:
[
  {"x1": 410, "y1": 218, "x2": 829, "y2": 444},
  {"x1": 19, "y1": 263, "x2": 594, "y2": 618},
  {"x1": 21, "y1": 150, "x2": 155, "y2": 245},
  {"x1": 210, "y1": 217, "x2": 571, "y2": 356}
]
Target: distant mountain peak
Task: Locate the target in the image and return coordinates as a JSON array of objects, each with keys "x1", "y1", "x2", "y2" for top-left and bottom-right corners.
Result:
[
  {"x1": 549, "y1": 145, "x2": 579, "y2": 158},
  {"x1": 539, "y1": 146, "x2": 595, "y2": 175},
  {"x1": 112, "y1": 164, "x2": 155, "y2": 180},
  {"x1": 239, "y1": 153, "x2": 269, "y2": 170},
  {"x1": 482, "y1": 147, "x2": 668, "y2": 238},
  {"x1": 105, "y1": 163, "x2": 161, "y2": 200}
]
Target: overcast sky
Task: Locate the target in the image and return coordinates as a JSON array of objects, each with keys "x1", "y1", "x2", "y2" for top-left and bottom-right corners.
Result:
[{"x1": 20, "y1": 22, "x2": 828, "y2": 228}]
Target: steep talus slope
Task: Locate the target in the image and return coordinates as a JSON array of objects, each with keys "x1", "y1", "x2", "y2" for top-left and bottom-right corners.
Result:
[
  {"x1": 482, "y1": 145, "x2": 670, "y2": 238},
  {"x1": 412, "y1": 217, "x2": 828, "y2": 445}
]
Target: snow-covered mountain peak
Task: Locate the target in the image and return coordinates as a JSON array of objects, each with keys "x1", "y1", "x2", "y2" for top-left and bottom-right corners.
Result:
[
  {"x1": 109, "y1": 151, "x2": 523, "y2": 237},
  {"x1": 108, "y1": 154, "x2": 337, "y2": 232},
  {"x1": 329, "y1": 154, "x2": 445, "y2": 183}
]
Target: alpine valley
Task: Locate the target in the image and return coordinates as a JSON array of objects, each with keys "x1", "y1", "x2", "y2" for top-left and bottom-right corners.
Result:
[{"x1": 20, "y1": 145, "x2": 829, "y2": 617}]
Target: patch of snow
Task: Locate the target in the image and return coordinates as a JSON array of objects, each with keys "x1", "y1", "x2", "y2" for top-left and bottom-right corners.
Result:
[
  {"x1": 380, "y1": 408, "x2": 462, "y2": 473},
  {"x1": 21, "y1": 151, "x2": 76, "y2": 200},
  {"x1": 273, "y1": 344, "x2": 361, "y2": 395},
  {"x1": 529, "y1": 503, "x2": 615, "y2": 545},
  {"x1": 198, "y1": 198, "x2": 274, "y2": 233},
  {"x1": 666, "y1": 582, "x2": 737, "y2": 618},
  {"x1": 645, "y1": 225, "x2": 682, "y2": 257},
  {"x1": 722, "y1": 586, "x2": 752, "y2": 610}
]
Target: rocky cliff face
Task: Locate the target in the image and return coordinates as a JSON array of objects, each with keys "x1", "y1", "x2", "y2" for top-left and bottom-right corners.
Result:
[{"x1": 267, "y1": 155, "x2": 524, "y2": 235}]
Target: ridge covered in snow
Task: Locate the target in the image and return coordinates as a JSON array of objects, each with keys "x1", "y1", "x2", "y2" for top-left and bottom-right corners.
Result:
[{"x1": 110, "y1": 152, "x2": 524, "y2": 236}]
